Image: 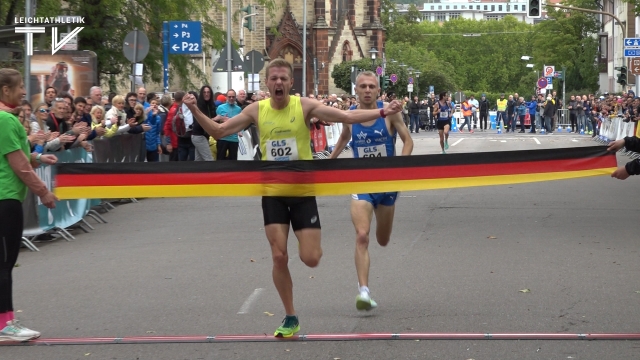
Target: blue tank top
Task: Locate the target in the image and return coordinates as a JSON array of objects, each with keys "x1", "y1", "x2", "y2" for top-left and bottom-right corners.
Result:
[
  {"x1": 349, "y1": 101, "x2": 396, "y2": 158},
  {"x1": 438, "y1": 101, "x2": 451, "y2": 121}
]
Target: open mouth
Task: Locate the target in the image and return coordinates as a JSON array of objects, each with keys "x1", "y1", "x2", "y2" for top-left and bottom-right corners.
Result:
[{"x1": 275, "y1": 89, "x2": 284, "y2": 96}]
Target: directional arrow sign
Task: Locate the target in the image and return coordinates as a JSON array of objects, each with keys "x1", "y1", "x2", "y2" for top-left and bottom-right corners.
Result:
[
  {"x1": 624, "y1": 49, "x2": 640, "y2": 57},
  {"x1": 169, "y1": 21, "x2": 202, "y2": 55},
  {"x1": 630, "y1": 58, "x2": 640, "y2": 75},
  {"x1": 624, "y1": 38, "x2": 640, "y2": 48}
]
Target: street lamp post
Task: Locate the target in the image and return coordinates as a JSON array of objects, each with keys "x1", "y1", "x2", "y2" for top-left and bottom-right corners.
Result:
[
  {"x1": 408, "y1": 66, "x2": 414, "y2": 100},
  {"x1": 414, "y1": 70, "x2": 421, "y2": 97},
  {"x1": 369, "y1": 47, "x2": 378, "y2": 70}
]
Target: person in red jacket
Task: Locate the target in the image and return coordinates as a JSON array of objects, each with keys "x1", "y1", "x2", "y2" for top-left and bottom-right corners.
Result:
[{"x1": 163, "y1": 93, "x2": 181, "y2": 161}]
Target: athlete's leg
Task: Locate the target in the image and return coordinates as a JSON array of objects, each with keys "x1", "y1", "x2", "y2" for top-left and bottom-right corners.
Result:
[
  {"x1": 374, "y1": 204, "x2": 396, "y2": 247},
  {"x1": 265, "y1": 224, "x2": 295, "y2": 315},
  {"x1": 294, "y1": 228, "x2": 322, "y2": 268},
  {"x1": 444, "y1": 124, "x2": 450, "y2": 144},
  {"x1": 438, "y1": 129, "x2": 445, "y2": 150},
  {"x1": 351, "y1": 199, "x2": 374, "y2": 287}
]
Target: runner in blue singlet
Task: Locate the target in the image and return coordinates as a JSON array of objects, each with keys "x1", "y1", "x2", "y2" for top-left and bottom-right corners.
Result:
[
  {"x1": 433, "y1": 92, "x2": 453, "y2": 154},
  {"x1": 330, "y1": 71, "x2": 413, "y2": 311}
]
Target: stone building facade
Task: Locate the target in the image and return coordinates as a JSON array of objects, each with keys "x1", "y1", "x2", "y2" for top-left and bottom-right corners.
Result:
[{"x1": 211, "y1": 0, "x2": 385, "y2": 95}]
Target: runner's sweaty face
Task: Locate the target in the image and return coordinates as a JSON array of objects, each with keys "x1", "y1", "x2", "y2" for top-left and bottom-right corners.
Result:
[
  {"x1": 355, "y1": 74, "x2": 378, "y2": 106},
  {"x1": 265, "y1": 66, "x2": 293, "y2": 103}
]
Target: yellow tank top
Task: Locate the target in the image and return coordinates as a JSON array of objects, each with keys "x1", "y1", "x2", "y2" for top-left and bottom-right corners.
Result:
[
  {"x1": 258, "y1": 96, "x2": 313, "y2": 161},
  {"x1": 497, "y1": 99, "x2": 507, "y2": 111}
]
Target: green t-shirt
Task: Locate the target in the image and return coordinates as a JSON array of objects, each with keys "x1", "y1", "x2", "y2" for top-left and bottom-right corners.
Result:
[{"x1": 0, "y1": 110, "x2": 31, "y2": 201}]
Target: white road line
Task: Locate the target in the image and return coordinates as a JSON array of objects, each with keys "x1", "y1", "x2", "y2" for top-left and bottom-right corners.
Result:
[
  {"x1": 533, "y1": 137, "x2": 541, "y2": 145},
  {"x1": 237, "y1": 288, "x2": 265, "y2": 314},
  {"x1": 451, "y1": 138, "x2": 464, "y2": 147}
]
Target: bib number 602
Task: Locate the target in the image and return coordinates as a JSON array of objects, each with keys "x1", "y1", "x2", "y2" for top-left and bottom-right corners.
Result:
[{"x1": 271, "y1": 147, "x2": 292, "y2": 157}]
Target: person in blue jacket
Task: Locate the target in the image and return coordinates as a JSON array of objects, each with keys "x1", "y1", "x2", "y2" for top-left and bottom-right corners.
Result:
[
  {"x1": 516, "y1": 97, "x2": 527, "y2": 133},
  {"x1": 144, "y1": 98, "x2": 162, "y2": 162},
  {"x1": 527, "y1": 95, "x2": 538, "y2": 133}
]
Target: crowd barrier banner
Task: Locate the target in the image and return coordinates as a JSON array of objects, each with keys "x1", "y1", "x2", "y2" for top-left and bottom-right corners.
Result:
[
  {"x1": 324, "y1": 123, "x2": 343, "y2": 152},
  {"x1": 93, "y1": 134, "x2": 145, "y2": 163},
  {"x1": 237, "y1": 130, "x2": 255, "y2": 161},
  {"x1": 23, "y1": 148, "x2": 100, "y2": 237},
  {"x1": 54, "y1": 146, "x2": 616, "y2": 199},
  {"x1": 311, "y1": 125, "x2": 328, "y2": 153}
]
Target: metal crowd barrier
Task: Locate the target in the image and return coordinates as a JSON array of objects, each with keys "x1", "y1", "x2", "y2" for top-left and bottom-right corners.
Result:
[{"x1": 593, "y1": 116, "x2": 639, "y2": 159}]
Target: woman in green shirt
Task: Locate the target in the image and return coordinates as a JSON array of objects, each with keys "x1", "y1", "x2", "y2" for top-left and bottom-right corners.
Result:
[{"x1": 0, "y1": 68, "x2": 58, "y2": 342}]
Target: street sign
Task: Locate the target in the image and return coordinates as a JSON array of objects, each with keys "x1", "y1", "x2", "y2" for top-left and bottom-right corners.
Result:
[
  {"x1": 543, "y1": 65, "x2": 555, "y2": 77},
  {"x1": 429, "y1": 85, "x2": 434, "y2": 93},
  {"x1": 546, "y1": 76, "x2": 553, "y2": 85},
  {"x1": 407, "y1": 84, "x2": 414, "y2": 92},
  {"x1": 60, "y1": 32, "x2": 77, "y2": 51},
  {"x1": 408, "y1": 77, "x2": 414, "y2": 84},
  {"x1": 169, "y1": 21, "x2": 202, "y2": 54},
  {"x1": 376, "y1": 66, "x2": 383, "y2": 76},
  {"x1": 244, "y1": 50, "x2": 265, "y2": 73},
  {"x1": 123, "y1": 30, "x2": 150, "y2": 63},
  {"x1": 624, "y1": 49, "x2": 640, "y2": 57},
  {"x1": 390, "y1": 74, "x2": 397, "y2": 83},
  {"x1": 554, "y1": 71, "x2": 563, "y2": 78},
  {"x1": 213, "y1": 46, "x2": 244, "y2": 72},
  {"x1": 537, "y1": 77, "x2": 548, "y2": 88},
  {"x1": 624, "y1": 38, "x2": 640, "y2": 48},
  {"x1": 545, "y1": 84, "x2": 553, "y2": 90},
  {"x1": 630, "y1": 58, "x2": 640, "y2": 75}
]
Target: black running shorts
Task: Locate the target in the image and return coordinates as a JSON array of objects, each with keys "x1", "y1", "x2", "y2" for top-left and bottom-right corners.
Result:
[
  {"x1": 261, "y1": 196, "x2": 321, "y2": 231},
  {"x1": 437, "y1": 119, "x2": 451, "y2": 130}
]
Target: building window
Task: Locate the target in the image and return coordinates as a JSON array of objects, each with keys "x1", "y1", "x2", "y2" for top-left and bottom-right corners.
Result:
[
  {"x1": 446, "y1": 5, "x2": 450, "y2": 9},
  {"x1": 431, "y1": 5, "x2": 434, "y2": 9},
  {"x1": 507, "y1": 5, "x2": 510, "y2": 11},
  {"x1": 449, "y1": 12, "x2": 461, "y2": 19},
  {"x1": 499, "y1": 5, "x2": 502, "y2": 11},
  {"x1": 477, "y1": 5, "x2": 480, "y2": 10},
  {"x1": 491, "y1": 5, "x2": 495, "y2": 11},
  {"x1": 486, "y1": 14, "x2": 502, "y2": 20},
  {"x1": 453, "y1": 5, "x2": 457, "y2": 9},
  {"x1": 484, "y1": 5, "x2": 488, "y2": 10},
  {"x1": 514, "y1": 5, "x2": 518, "y2": 10},
  {"x1": 435, "y1": 13, "x2": 446, "y2": 21},
  {"x1": 438, "y1": 5, "x2": 442, "y2": 9},
  {"x1": 342, "y1": 42, "x2": 352, "y2": 62},
  {"x1": 422, "y1": 13, "x2": 431, "y2": 21},
  {"x1": 462, "y1": 5, "x2": 466, "y2": 9}
]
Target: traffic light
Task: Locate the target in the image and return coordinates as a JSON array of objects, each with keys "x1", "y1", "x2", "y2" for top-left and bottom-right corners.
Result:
[
  {"x1": 241, "y1": 5, "x2": 253, "y2": 31},
  {"x1": 527, "y1": 0, "x2": 541, "y2": 18},
  {"x1": 380, "y1": 76, "x2": 390, "y2": 91},
  {"x1": 616, "y1": 66, "x2": 628, "y2": 86}
]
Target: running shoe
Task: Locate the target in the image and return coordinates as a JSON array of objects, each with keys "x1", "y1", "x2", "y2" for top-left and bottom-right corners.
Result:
[
  {"x1": 0, "y1": 320, "x2": 41, "y2": 342},
  {"x1": 356, "y1": 290, "x2": 378, "y2": 311},
  {"x1": 444, "y1": 141, "x2": 449, "y2": 150},
  {"x1": 274, "y1": 315, "x2": 300, "y2": 338},
  {"x1": 441, "y1": 150, "x2": 446, "y2": 154}
]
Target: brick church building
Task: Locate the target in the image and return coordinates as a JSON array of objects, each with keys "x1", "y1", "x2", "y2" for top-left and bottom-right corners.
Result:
[{"x1": 260, "y1": 0, "x2": 385, "y2": 95}]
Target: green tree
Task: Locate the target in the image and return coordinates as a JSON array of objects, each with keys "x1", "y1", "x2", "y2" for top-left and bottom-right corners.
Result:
[{"x1": 533, "y1": 0, "x2": 600, "y2": 93}]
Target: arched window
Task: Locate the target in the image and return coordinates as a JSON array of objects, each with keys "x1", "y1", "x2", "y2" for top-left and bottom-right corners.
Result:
[{"x1": 342, "y1": 41, "x2": 352, "y2": 62}]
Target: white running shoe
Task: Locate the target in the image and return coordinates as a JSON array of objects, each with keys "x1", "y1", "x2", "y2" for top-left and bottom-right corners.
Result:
[
  {"x1": 356, "y1": 290, "x2": 378, "y2": 311},
  {"x1": 0, "y1": 320, "x2": 41, "y2": 342}
]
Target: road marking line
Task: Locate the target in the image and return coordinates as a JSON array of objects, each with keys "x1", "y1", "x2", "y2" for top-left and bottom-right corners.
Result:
[
  {"x1": 237, "y1": 288, "x2": 265, "y2": 314},
  {"x1": 451, "y1": 138, "x2": 464, "y2": 147},
  {"x1": 500, "y1": 140, "x2": 507, "y2": 143},
  {"x1": 533, "y1": 137, "x2": 541, "y2": 145}
]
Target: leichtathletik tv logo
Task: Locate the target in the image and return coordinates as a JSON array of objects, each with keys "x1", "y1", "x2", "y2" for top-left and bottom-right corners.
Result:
[{"x1": 13, "y1": 16, "x2": 85, "y2": 55}]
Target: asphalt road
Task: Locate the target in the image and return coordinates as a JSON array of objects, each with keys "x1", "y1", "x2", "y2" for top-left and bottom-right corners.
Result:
[{"x1": 3, "y1": 131, "x2": 640, "y2": 360}]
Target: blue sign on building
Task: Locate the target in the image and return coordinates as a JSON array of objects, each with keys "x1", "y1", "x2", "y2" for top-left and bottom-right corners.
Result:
[
  {"x1": 169, "y1": 21, "x2": 202, "y2": 54},
  {"x1": 624, "y1": 49, "x2": 640, "y2": 57}
]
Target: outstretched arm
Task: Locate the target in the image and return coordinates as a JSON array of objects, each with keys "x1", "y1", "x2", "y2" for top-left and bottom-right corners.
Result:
[
  {"x1": 304, "y1": 98, "x2": 403, "y2": 125},
  {"x1": 183, "y1": 94, "x2": 255, "y2": 140}
]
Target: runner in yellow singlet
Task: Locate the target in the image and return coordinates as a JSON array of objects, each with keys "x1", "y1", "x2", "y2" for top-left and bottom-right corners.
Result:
[{"x1": 183, "y1": 58, "x2": 403, "y2": 338}]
